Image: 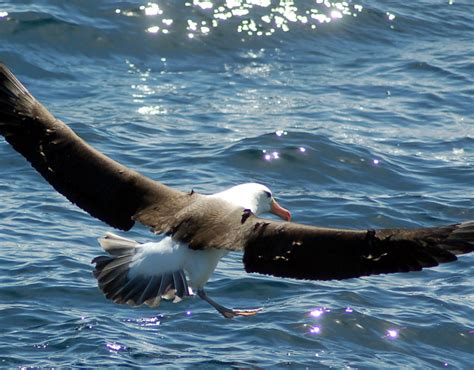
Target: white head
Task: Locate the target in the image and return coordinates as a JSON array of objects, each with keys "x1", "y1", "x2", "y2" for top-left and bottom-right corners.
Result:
[{"x1": 212, "y1": 183, "x2": 291, "y2": 221}]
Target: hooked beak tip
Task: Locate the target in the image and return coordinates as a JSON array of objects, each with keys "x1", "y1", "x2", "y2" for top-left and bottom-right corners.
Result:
[{"x1": 271, "y1": 199, "x2": 291, "y2": 222}]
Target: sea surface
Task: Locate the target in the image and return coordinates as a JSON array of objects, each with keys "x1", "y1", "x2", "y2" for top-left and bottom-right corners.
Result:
[{"x1": 0, "y1": 0, "x2": 473, "y2": 367}]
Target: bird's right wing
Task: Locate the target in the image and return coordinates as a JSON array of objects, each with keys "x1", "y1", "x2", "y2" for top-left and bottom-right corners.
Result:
[{"x1": 0, "y1": 63, "x2": 189, "y2": 231}]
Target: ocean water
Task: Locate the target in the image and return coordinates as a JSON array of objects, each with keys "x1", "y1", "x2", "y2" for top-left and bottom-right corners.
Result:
[{"x1": 0, "y1": 0, "x2": 473, "y2": 367}]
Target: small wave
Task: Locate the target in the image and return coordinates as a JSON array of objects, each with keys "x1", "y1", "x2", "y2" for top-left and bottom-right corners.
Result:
[{"x1": 223, "y1": 131, "x2": 419, "y2": 191}]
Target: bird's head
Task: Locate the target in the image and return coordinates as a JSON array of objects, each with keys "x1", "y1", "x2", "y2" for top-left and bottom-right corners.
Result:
[{"x1": 214, "y1": 183, "x2": 291, "y2": 221}]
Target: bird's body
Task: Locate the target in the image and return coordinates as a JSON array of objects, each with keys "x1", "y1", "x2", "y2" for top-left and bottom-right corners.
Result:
[
  {"x1": 1, "y1": 62, "x2": 473, "y2": 318},
  {"x1": 93, "y1": 183, "x2": 279, "y2": 316}
]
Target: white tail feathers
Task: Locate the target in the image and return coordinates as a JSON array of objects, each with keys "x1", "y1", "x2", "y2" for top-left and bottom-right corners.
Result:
[
  {"x1": 92, "y1": 234, "x2": 191, "y2": 307},
  {"x1": 98, "y1": 232, "x2": 138, "y2": 255}
]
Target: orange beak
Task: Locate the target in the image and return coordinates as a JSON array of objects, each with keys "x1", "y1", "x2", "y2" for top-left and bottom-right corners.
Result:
[{"x1": 270, "y1": 199, "x2": 291, "y2": 221}]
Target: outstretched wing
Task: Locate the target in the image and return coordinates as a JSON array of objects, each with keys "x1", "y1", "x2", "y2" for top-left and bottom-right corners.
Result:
[
  {"x1": 241, "y1": 218, "x2": 474, "y2": 280},
  {"x1": 0, "y1": 63, "x2": 190, "y2": 231}
]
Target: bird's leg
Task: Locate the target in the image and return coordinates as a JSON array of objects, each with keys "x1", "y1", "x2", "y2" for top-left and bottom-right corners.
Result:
[{"x1": 196, "y1": 289, "x2": 263, "y2": 319}]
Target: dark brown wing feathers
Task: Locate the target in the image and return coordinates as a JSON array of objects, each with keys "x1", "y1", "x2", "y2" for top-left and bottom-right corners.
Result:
[
  {"x1": 243, "y1": 219, "x2": 473, "y2": 280},
  {"x1": 0, "y1": 63, "x2": 187, "y2": 231}
]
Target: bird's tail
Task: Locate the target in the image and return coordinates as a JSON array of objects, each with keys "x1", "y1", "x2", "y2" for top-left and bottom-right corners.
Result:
[
  {"x1": 98, "y1": 232, "x2": 138, "y2": 255},
  {"x1": 92, "y1": 233, "x2": 190, "y2": 307}
]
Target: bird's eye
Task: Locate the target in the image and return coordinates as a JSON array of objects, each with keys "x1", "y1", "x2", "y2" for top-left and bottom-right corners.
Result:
[{"x1": 264, "y1": 190, "x2": 272, "y2": 198}]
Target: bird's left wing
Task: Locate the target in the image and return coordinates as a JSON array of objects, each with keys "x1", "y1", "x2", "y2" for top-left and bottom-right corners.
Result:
[{"x1": 239, "y1": 217, "x2": 474, "y2": 280}]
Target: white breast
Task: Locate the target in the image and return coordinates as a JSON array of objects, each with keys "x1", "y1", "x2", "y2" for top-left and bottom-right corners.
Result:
[
  {"x1": 128, "y1": 237, "x2": 188, "y2": 278},
  {"x1": 183, "y1": 248, "x2": 229, "y2": 289}
]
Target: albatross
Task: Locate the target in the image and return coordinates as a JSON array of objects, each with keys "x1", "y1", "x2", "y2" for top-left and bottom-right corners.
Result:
[{"x1": 0, "y1": 63, "x2": 473, "y2": 318}]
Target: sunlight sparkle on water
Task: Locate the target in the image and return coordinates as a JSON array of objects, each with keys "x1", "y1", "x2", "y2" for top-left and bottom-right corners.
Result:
[
  {"x1": 141, "y1": 3, "x2": 163, "y2": 16},
  {"x1": 386, "y1": 329, "x2": 399, "y2": 339},
  {"x1": 188, "y1": 20, "x2": 198, "y2": 31},
  {"x1": 137, "y1": 103, "x2": 169, "y2": 116},
  {"x1": 299, "y1": 147, "x2": 306, "y2": 153},
  {"x1": 137, "y1": 316, "x2": 162, "y2": 326},
  {"x1": 275, "y1": 130, "x2": 288, "y2": 137},
  {"x1": 185, "y1": 1, "x2": 358, "y2": 36},
  {"x1": 345, "y1": 307, "x2": 353, "y2": 313},
  {"x1": 106, "y1": 342, "x2": 127, "y2": 352},
  {"x1": 123, "y1": 315, "x2": 163, "y2": 327},
  {"x1": 263, "y1": 150, "x2": 280, "y2": 161},
  {"x1": 0, "y1": 11, "x2": 8, "y2": 18},
  {"x1": 310, "y1": 307, "x2": 330, "y2": 317},
  {"x1": 116, "y1": 1, "x2": 364, "y2": 38},
  {"x1": 309, "y1": 326, "x2": 321, "y2": 334},
  {"x1": 147, "y1": 26, "x2": 160, "y2": 33},
  {"x1": 194, "y1": 0, "x2": 214, "y2": 9},
  {"x1": 115, "y1": 1, "x2": 366, "y2": 39},
  {"x1": 310, "y1": 308, "x2": 324, "y2": 318}
]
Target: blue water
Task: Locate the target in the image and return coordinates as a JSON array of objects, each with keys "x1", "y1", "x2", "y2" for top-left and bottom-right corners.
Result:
[{"x1": 1, "y1": 0, "x2": 473, "y2": 367}]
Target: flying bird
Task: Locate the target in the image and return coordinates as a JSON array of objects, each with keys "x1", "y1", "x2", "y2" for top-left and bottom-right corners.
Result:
[{"x1": 0, "y1": 63, "x2": 473, "y2": 318}]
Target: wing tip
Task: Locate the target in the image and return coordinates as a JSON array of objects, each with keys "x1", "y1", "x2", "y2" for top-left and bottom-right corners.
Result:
[
  {"x1": 445, "y1": 221, "x2": 474, "y2": 255},
  {"x1": 0, "y1": 63, "x2": 32, "y2": 110}
]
